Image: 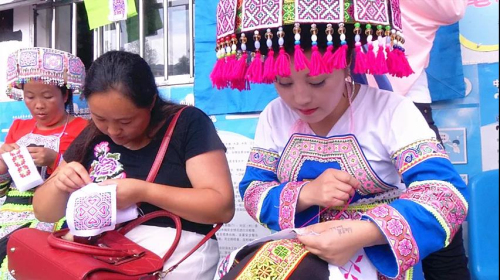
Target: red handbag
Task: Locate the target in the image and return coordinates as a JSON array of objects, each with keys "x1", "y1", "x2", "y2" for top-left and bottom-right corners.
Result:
[{"x1": 7, "y1": 107, "x2": 222, "y2": 279}]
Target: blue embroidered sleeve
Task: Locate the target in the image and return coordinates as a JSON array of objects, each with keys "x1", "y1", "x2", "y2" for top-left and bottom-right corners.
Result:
[
  {"x1": 361, "y1": 139, "x2": 468, "y2": 278},
  {"x1": 239, "y1": 148, "x2": 318, "y2": 231}
]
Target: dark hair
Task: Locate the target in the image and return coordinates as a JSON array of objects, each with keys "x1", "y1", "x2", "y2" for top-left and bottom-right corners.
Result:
[
  {"x1": 61, "y1": 87, "x2": 74, "y2": 114},
  {"x1": 73, "y1": 50, "x2": 182, "y2": 163}
]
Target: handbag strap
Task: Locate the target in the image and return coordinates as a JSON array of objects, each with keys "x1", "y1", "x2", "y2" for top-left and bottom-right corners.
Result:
[
  {"x1": 146, "y1": 106, "x2": 187, "y2": 183},
  {"x1": 138, "y1": 106, "x2": 223, "y2": 271},
  {"x1": 159, "y1": 223, "x2": 222, "y2": 277}
]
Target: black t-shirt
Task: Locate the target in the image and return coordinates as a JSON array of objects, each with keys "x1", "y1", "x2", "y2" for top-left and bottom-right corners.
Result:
[{"x1": 64, "y1": 106, "x2": 226, "y2": 235}]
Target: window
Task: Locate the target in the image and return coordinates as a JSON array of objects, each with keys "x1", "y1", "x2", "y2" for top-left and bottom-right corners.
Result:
[
  {"x1": 95, "y1": 0, "x2": 195, "y2": 85},
  {"x1": 34, "y1": 1, "x2": 93, "y2": 69}
]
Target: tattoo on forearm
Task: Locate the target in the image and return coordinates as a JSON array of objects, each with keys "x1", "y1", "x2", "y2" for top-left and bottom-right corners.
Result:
[{"x1": 330, "y1": 225, "x2": 352, "y2": 235}]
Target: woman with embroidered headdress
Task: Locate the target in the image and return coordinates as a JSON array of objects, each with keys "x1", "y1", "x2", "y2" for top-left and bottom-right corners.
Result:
[
  {"x1": 0, "y1": 48, "x2": 88, "y2": 277},
  {"x1": 210, "y1": 0, "x2": 468, "y2": 279}
]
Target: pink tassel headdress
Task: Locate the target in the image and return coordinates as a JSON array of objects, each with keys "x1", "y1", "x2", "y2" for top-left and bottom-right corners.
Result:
[{"x1": 211, "y1": 0, "x2": 413, "y2": 91}]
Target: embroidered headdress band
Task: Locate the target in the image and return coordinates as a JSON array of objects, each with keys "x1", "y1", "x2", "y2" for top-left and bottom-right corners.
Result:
[
  {"x1": 212, "y1": 0, "x2": 413, "y2": 91},
  {"x1": 6, "y1": 47, "x2": 86, "y2": 100}
]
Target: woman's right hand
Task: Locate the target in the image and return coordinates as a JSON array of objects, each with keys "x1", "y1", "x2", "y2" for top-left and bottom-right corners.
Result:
[
  {"x1": 52, "y1": 161, "x2": 92, "y2": 193},
  {"x1": 298, "y1": 168, "x2": 359, "y2": 210}
]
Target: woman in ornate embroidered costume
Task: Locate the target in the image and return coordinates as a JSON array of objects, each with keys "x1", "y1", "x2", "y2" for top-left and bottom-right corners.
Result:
[
  {"x1": 210, "y1": 0, "x2": 468, "y2": 279},
  {"x1": 33, "y1": 51, "x2": 235, "y2": 280},
  {"x1": 0, "y1": 47, "x2": 88, "y2": 278}
]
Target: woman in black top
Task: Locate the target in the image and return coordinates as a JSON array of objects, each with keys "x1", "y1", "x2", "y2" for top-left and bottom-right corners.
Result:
[{"x1": 33, "y1": 51, "x2": 235, "y2": 280}]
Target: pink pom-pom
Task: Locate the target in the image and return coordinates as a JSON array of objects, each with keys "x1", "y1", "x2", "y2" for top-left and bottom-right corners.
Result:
[
  {"x1": 353, "y1": 43, "x2": 367, "y2": 74},
  {"x1": 274, "y1": 47, "x2": 291, "y2": 77},
  {"x1": 262, "y1": 49, "x2": 276, "y2": 84},
  {"x1": 230, "y1": 52, "x2": 249, "y2": 91},
  {"x1": 365, "y1": 43, "x2": 377, "y2": 74},
  {"x1": 386, "y1": 45, "x2": 396, "y2": 76},
  {"x1": 309, "y1": 45, "x2": 327, "y2": 76},
  {"x1": 374, "y1": 46, "x2": 388, "y2": 75},
  {"x1": 224, "y1": 54, "x2": 236, "y2": 81},
  {"x1": 392, "y1": 48, "x2": 414, "y2": 78},
  {"x1": 294, "y1": 44, "x2": 309, "y2": 72},
  {"x1": 323, "y1": 45, "x2": 334, "y2": 73},
  {"x1": 210, "y1": 58, "x2": 226, "y2": 89},
  {"x1": 246, "y1": 51, "x2": 264, "y2": 83},
  {"x1": 330, "y1": 44, "x2": 348, "y2": 70}
]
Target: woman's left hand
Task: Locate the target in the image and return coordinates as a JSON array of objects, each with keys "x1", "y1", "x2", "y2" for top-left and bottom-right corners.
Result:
[
  {"x1": 297, "y1": 220, "x2": 385, "y2": 267},
  {"x1": 27, "y1": 147, "x2": 58, "y2": 167},
  {"x1": 99, "y1": 178, "x2": 144, "y2": 209}
]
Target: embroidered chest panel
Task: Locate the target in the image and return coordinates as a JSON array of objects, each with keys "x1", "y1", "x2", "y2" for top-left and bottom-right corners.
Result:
[{"x1": 277, "y1": 134, "x2": 395, "y2": 195}]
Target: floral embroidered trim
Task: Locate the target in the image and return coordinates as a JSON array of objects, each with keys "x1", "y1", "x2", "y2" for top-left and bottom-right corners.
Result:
[
  {"x1": 278, "y1": 134, "x2": 395, "y2": 195},
  {"x1": 392, "y1": 139, "x2": 448, "y2": 174},
  {"x1": 279, "y1": 181, "x2": 308, "y2": 229},
  {"x1": 377, "y1": 268, "x2": 413, "y2": 280},
  {"x1": 247, "y1": 148, "x2": 279, "y2": 172},
  {"x1": 401, "y1": 180, "x2": 468, "y2": 246},
  {"x1": 89, "y1": 141, "x2": 127, "y2": 182},
  {"x1": 320, "y1": 198, "x2": 398, "y2": 222},
  {"x1": 235, "y1": 239, "x2": 308, "y2": 280},
  {"x1": 9, "y1": 149, "x2": 31, "y2": 178},
  {"x1": 244, "y1": 181, "x2": 280, "y2": 224},
  {"x1": 364, "y1": 205, "x2": 419, "y2": 278}
]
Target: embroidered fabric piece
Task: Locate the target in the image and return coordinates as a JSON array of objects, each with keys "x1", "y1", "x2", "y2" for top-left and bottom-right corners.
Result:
[
  {"x1": 16, "y1": 131, "x2": 64, "y2": 180},
  {"x1": 401, "y1": 180, "x2": 468, "y2": 246},
  {"x1": 108, "y1": 0, "x2": 128, "y2": 22},
  {"x1": 352, "y1": 0, "x2": 390, "y2": 25},
  {"x1": 235, "y1": 239, "x2": 308, "y2": 279},
  {"x1": 283, "y1": 0, "x2": 295, "y2": 24},
  {"x1": 392, "y1": 139, "x2": 448, "y2": 175},
  {"x1": 66, "y1": 183, "x2": 117, "y2": 237},
  {"x1": 1, "y1": 147, "x2": 43, "y2": 192},
  {"x1": 320, "y1": 198, "x2": 397, "y2": 222},
  {"x1": 278, "y1": 134, "x2": 395, "y2": 195},
  {"x1": 389, "y1": 0, "x2": 402, "y2": 30},
  {"x1": 247, "y1": 148, "x2": 279, "y2": 172},
  {"x1": 295, "y1": 0, "x2": 343, "y2": 23},
  {"x1": 377, "y1": 268, "x2": 413, "y2": 280},
  {"x1": 6, "y1": 48, "x2": 85, "y2": 99},
  {"x1": 364, "y1": 205, "x2": 419, "y2": 278},
  {"x1": 216, "y1": 0, "x2": 238, "y2": 39},
  {"x1": 89, "y1": 141, "x2": 127, "y2": 182},
  {"x1": 244, "y1": 181, "x2": 280, "y2": 223},
  {"x1": 279, "y1": 181, "x2": 308, "y2": 229},
  {"x1": 241, "y1": 0, "x2": 282, "y2": 32}
]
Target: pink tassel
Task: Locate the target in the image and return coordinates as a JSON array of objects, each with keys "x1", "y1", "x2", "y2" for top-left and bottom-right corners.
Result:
[
  {"x1": 309, "y1": 45, "x2": 327, "y2": 76},
  {"x1": 294, "y1": 44, "x2": 309, "y2": 72},
  {"x1": 262, "y1": 49, "x2": 275, "y2": 84},
  {"x1": 365, "y1": 43, "x2": 377, "y2": 74},
  {"x1": 386, "y1": 45, "x2": 396, "y2": 76},
  {"x1": 330, "y1": 44, "x2": 348, "y2": 70},
  {"x1": 393, "y1": 48, "x2": 414, "y2": 78},
  {"x1": 322, "y1": 45, "x2": 334, "y2": 73},
  {"x1": 246, "y1": 51, "x2": 263, "y2": 83},
  {"x1": 230, "y1": 52, "x2": 249, "y2": 91},
  {"x1": 374, "y1": 46, "x2": 388, "y2": 75},
  {"x1": 353, "y1": 43, "x2": 367, "y2": 74},
  {"x1": 210, "y1": 58, "x2": 226, "y2": 89},
  {"x1": 224, "y1": 54, "x2": 236, "y2": 81},
  {"x1": 274, "y1": 47, "x2": 291, "y2": 77}
]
